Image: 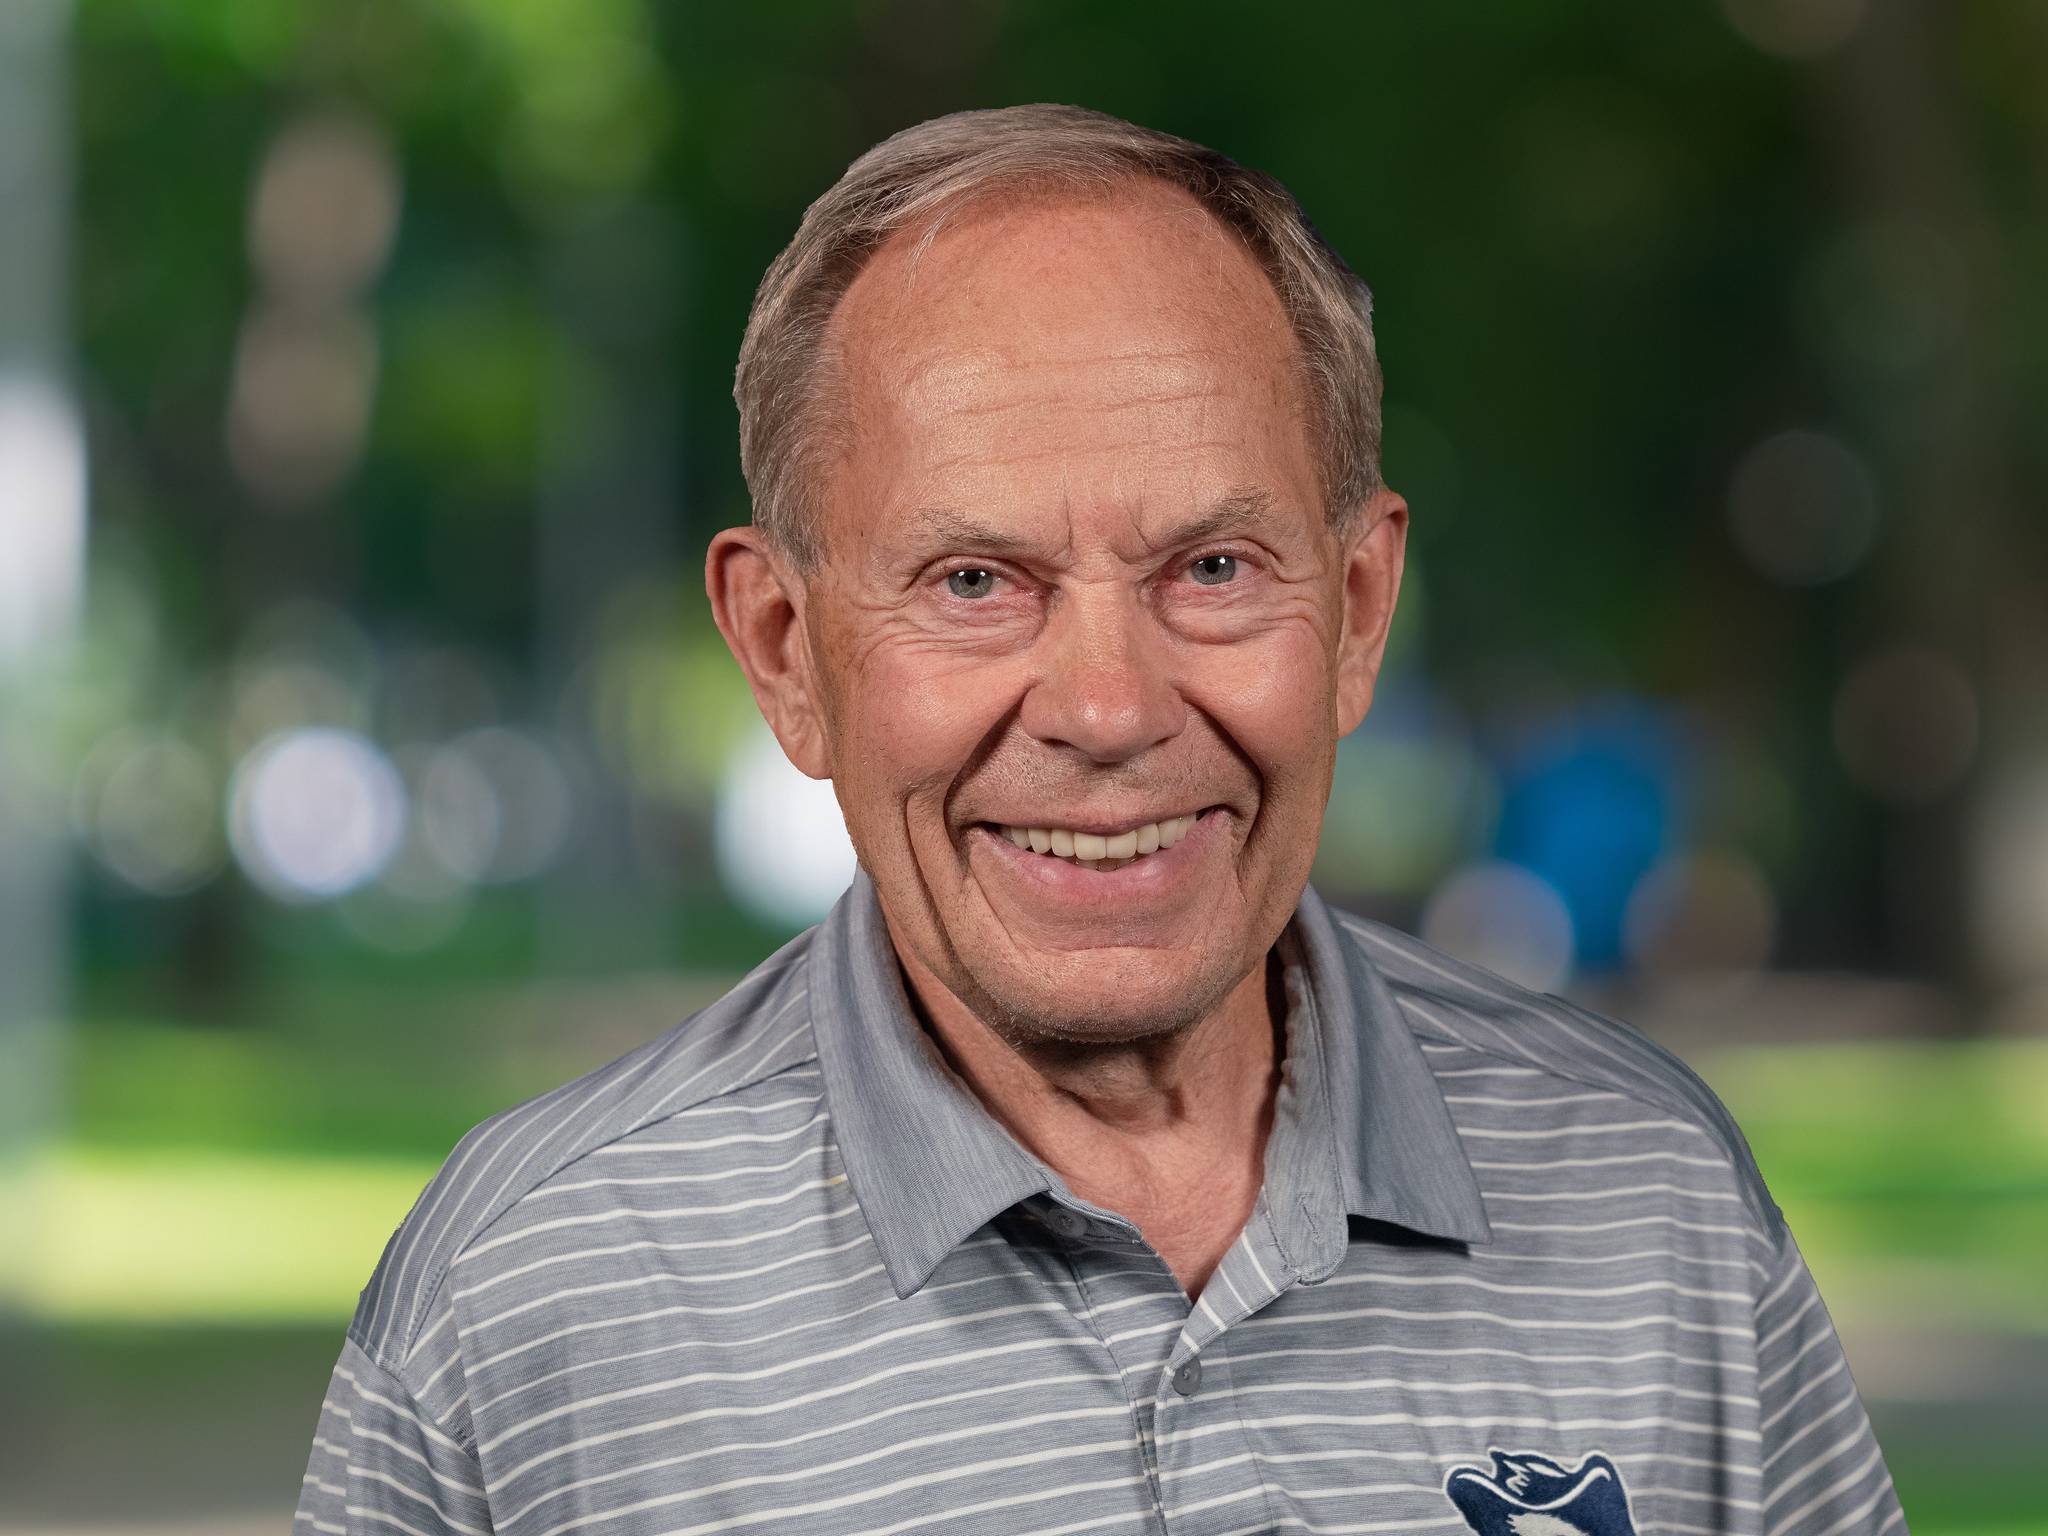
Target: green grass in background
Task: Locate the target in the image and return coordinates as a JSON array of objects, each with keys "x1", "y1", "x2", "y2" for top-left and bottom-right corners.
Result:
[
  {"x1": 23, "y1": 1019, "x2": 2048, "y2": 1330},
  {"x1": 12, "y1": 1146, "x2": 436, "y2": 1323},
  {"x1": 1698, "y1": 1038, "x2": 2048, "y2": 1337}
]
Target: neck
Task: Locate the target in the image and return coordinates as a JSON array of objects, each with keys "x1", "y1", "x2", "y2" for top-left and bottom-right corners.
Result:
[{"x1": 894, "y1": 945, "x2": 1287, "y2": 1294}]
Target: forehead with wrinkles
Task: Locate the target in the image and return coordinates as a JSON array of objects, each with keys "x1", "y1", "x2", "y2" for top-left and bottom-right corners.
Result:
[{"x1": 817, "y1": 180, "x2": 1313, "y2": 547}]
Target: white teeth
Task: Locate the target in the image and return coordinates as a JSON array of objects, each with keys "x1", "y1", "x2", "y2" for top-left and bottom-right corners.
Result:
[{"x1": 995, "y1": 813, "x2": 1202, "y2": 867}]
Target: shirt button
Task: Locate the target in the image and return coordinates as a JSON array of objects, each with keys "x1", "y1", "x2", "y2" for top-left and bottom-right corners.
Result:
[
  {"x1": 1046, "y1": 1208, "x2": 1088, "y2": 1240},
  {"x1": 1171, "y1": 1356, "x2": 1202, "y2": 1397}
]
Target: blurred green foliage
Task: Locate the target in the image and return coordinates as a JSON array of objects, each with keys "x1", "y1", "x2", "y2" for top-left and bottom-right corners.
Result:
[{"x1": 64, "y1": 0, "x2": 2048, "y2": 981}]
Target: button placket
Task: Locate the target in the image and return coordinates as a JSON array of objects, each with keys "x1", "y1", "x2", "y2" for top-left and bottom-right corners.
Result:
[
  {"x1": 1043, "y1": 1202, "x2": 1193, "y2": 1524},
  {"x1": 1149, "y1": 1225, "x2": 1304, "y2": 1532},
  {"x1": 1151, "y1": 1339, "x2": 1277, "y2": 1536}
]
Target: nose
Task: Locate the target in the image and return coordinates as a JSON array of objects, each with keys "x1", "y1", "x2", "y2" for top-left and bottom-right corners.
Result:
[{"x1": 1018, "y1": 584, "x2": 1185, "y2": 763}]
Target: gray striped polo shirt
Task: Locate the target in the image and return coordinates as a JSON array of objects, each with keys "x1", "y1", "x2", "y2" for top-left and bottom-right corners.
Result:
[{"x1": 297, "y1": 870, "x2": 1905, "y2": 1536}]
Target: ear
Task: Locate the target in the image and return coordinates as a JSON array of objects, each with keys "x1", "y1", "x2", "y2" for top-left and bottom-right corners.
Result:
[
  {"x1": 1333, "y1": 486, "x2": 1409, "y2": 737},
  {"x1": 705, "y1": 527, "x2": 834, "y2": 779}
]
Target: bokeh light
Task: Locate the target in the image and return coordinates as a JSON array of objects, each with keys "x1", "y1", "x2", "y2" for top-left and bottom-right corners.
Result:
[
  {"x1": 441, "y1": 726, "x2": 573, "y2": 884},
  {"x1": 72, "y1": 729, "x2": 224, "y2": 896},
  {"x1": 1973, "y1": 766, "x2": 2048, "y2": 986},
  {"x1": 1832, "y1": 645, "x2": 1978, "y2": 804},
  {"x1": 1491, "y1": 705, "x2": 1676, "y2": 970},
  {"x1": 1624, "y1": 847, "x2": 1778, "y2": 986},
  {"x1": 227, "y1": 727, "x2": 407, "y2": 902},
  {"x1": 1719, "y1": 0, "x2": 1867, "y2": 59},
  {"x1": 247, "y1": 113, "x2": 401, "y2": 306},
  {"x1": 713, "y1": 722, "x2": 857, "y2": 929},
  {"x1": 228, "y1": 109, "x2": 398, "y2": 511},
  {"x1": 414, "y1": 740, "x2": 500, "y2": 884},
  {"x1": 577, "y1": 580, "x2": 763, "y2": 814},
  {"x1": 0, "y1": 372, "x2": 87, "y2": 661},
  {"x1": 226, "y1": 304, "x2": 380, "y2": 508},
  {"x1": 1799, "y1": 220, "x2": 1971, "y2": 384},
  {"x1": 1726, "y1": 429, "x2": 1879, "y2": 587},
  {"x1": 1316, "y1": 695, "x2": 1496, "y2": 899},
  {"x1": 1421, "y1": 860, "x2": 1576, "y2": 994}
]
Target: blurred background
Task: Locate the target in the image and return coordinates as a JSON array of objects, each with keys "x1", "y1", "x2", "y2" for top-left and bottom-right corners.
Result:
[{"x1": 1, "y1": 0, "x2": 2043, "y2": 1529}]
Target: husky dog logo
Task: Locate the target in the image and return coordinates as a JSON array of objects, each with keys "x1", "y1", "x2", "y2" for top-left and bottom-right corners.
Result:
[{"x1": 1442, "y1": 1449, "x2": 1639, "y2": 1536}]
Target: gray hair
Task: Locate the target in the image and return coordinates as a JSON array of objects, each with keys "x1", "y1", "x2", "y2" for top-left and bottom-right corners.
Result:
[{"x1": 734, "y1": 103, "x2": 1384, "y2": 570}]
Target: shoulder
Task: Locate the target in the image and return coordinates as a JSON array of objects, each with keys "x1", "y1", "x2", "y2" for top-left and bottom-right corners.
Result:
[
  {"x1": 345, "y1": 926, "x2": 820, "y2": 1371},
  {"x1": 1327, "y1": 903, "x2": 1785, "y2": 1242}
]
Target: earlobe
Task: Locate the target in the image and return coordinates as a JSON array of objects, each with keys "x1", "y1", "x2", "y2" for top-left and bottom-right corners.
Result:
[
  {"x1": 1334, "y1": 488, "x2": 1409, "y2": 737},
  {"x1": 705, "y1": 528, "x2": 834, "y2": 779}
]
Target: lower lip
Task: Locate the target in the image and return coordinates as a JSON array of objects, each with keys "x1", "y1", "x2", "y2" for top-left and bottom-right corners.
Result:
[{"x1": 968, "y1": 811, "x2": 1222, "y2": 903}]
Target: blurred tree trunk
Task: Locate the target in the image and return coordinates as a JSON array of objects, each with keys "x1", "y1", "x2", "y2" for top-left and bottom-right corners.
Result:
[
  {"x1": 0, "y1": 0, "x2": 75, "y2": 1363},
  {"x1": 0, "y1": 0, "x2": 77, "y2": 1151},
  {"x1": 534, "y1": 205, "x2": 685, "y2": 975},
  {"x1": 1821, "y1": 0, "x2": 2035, "y2": 1016}
]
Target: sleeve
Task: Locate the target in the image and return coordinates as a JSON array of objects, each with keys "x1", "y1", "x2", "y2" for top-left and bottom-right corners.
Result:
[
  {"x1": 295, "y1": 1335, "x2": 494, "y2": 1536},
  {"x1": 1753, "y1": 1229, "x2": 1908, "y2": 1535}
]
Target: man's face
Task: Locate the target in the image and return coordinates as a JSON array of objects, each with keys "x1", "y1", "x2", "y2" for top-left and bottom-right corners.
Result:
[{"x1": 781, "y1": 183, "x2": 1403, "y2": 1044}]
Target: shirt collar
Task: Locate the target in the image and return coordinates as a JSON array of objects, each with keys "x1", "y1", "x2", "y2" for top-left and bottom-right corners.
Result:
[
  {"x1": 1267, "y1": 882, "x2": 1493, "y2": 1279},
  {"x1": 807, "y1": 869, "x2": 1490, "y2": 1299},
  {"x1": 807, "y1": 869, "x2": 1055, "y2": 1298}
]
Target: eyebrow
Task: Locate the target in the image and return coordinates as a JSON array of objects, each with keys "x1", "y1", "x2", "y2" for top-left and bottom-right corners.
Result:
[
  {"x1": 1152, "y1": 487, "x2": 1281, "y2": 550},
  {"x1": 905, "y1": 486, "x2": 1283, "y2": 560},
  {"x1": 907, "y1": 506, "x2": 1044, "y2": 559}
]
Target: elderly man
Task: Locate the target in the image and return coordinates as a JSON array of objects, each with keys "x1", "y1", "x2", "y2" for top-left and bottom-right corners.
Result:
[{"x1": 299, "y1": 106, "x2": 1903, "y2": 1536}]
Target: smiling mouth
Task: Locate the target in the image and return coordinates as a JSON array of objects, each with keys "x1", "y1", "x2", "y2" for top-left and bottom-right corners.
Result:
[{"x1": 983, "y1": 810, "x2": 1208, "y2": 872}]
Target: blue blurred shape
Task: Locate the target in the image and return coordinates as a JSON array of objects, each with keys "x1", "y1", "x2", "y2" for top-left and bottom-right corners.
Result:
[{"x1": 1493, "y1": 701, "x2": 1678, "y2": 970}]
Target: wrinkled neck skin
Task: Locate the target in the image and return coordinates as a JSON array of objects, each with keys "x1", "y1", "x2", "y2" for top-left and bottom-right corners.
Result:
[{"x1": 891, "y1": 927, "x2": 1285, "y2": 1296}]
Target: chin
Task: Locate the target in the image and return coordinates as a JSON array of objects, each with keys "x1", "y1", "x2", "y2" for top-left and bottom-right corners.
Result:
[{"x1": 967, "y1": 956, "x2": 1233, "y2": 1047}]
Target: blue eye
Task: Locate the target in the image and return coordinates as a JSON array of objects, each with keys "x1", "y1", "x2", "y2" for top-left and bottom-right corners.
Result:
[
  {"x1": 946, "y1": 568, "x2": 997, "y2": 599},
  {"x1": 1190, "y1": 554, "x2": 1237, "y2": 586}
]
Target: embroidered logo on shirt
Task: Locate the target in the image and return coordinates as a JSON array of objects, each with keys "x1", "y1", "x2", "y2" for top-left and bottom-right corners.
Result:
[{"x1": 1443, "y1": 1449, "x2": 1640, "y2": 1536}]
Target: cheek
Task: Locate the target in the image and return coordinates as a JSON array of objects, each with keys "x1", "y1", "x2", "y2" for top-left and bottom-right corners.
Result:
[
  {"x1": 1188, "y1": 619, "x2": 1337, "y2": 788},
  {"x1": 832, "y1": 630, "x2": 1024, "y2": 824}
]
